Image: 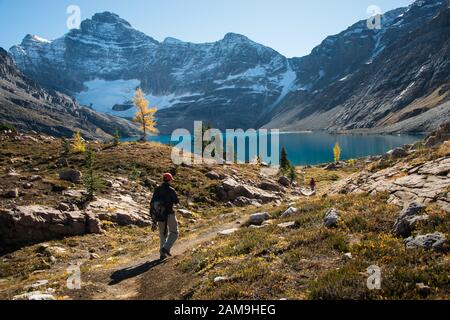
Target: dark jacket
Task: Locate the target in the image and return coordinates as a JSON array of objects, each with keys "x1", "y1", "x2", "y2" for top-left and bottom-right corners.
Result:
[{"x1": 151, "y1": 182, "x2": 179, "y2": 216}]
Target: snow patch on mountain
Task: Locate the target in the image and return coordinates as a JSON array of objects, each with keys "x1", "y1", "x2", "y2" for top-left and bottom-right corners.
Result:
[{"x1": 76, "y1": 79, "x2": 202, "y2": 118}]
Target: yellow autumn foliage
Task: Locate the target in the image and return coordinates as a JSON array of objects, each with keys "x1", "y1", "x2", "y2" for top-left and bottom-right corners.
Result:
[
  {"x1": 333, "y1": 142, "x2": 341, "y2": 163},
  {"x1": 133, "y1": 88, "x2": 158, "y2": 141},
  {"x1": 72, "y1": 131, "x2": 86, "y2": 154}
]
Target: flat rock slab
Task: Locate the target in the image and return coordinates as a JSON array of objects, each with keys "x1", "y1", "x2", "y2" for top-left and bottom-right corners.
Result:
[
  {"x1": 330, "y1": 156, "x2": 450, "y2": 212},
  {"x1": 277, "y1": 221, "x2": 297, "y2": 229},
  {"x1": 218, "y1": 228, "x2": 239, "y2": 236}
]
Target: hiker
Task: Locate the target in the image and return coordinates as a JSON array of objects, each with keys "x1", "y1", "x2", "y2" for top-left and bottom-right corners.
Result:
[
  {"x1": 310, "y1": 178, "x2": 316, "y2": 192},
  {"x1": 150, "y1": 173, "x2": 180, "y2": 260}
]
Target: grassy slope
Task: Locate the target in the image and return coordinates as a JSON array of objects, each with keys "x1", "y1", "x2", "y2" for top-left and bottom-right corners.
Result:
[{"x1": 0, "y1": 133, "x2": 449, "y2": 300}]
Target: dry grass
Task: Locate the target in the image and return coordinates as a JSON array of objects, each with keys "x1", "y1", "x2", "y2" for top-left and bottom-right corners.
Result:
[{"x1": 177, "y1": 193, "x2": 450, "y2": 300}]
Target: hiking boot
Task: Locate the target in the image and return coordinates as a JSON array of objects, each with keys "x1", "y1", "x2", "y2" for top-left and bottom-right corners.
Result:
[{"x1": 161, "y1": 247, "x2": 172, "y2": 257}]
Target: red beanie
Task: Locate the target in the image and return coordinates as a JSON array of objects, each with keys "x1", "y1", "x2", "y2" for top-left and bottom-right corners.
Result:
[{"x1": 163, "y1": 173, "x2": 174, "y2": 182}]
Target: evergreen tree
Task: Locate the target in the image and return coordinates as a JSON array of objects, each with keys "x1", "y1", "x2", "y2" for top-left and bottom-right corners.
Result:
[
  {"x1": 112, "y1": 129, "x2": 120, "y2": 147},
  {"x1": 280, "y1": 146, "x2": 291, "y2": 172},
  {"x1": 61, "y1": 137, "x2": 70, "y2": 156},
  {"x1": 287, "y1": 165, "x2": 298, "y2": 184},
  {"x1": 83, "y1": 144, "x2": 104, "y2": 202}
]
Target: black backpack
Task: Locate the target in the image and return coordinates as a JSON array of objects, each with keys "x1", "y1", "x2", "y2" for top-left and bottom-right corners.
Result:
[{"x1": 151, "y1": 200, "x2": 167, "y2": 222}]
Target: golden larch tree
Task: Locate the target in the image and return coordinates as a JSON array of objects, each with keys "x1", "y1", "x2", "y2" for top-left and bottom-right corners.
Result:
[
  {"x1": 72, "y1": 131, "x2": 86, "y2": 154},
  {"x1": 333, "y1": 142, "x2": 341, "y2": 163},
  {"x1": 133, "y1": 88, "x2": 158, "y2": 141}
]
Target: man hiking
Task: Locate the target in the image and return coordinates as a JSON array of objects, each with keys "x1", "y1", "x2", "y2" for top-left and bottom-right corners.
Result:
[{"x1": 150, "y1": 173, "x2": 180, "y2": 260}]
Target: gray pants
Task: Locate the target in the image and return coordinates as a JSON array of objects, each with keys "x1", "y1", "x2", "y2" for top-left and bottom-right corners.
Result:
[{"x1": 158, "y1": 214, "x2": 179, "y2": 253}]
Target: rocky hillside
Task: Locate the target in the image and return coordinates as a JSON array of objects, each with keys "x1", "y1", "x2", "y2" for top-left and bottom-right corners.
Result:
[
  {"x1": 0, "y1": 48, "x2": 141, "y2": 140},
  {"x1": 264, "y1": 1, "x2": 450, "y2": 133},
  {"x1": 9, "y1": 0, "x2": 450, "y2": 134},
  {"x1": 0, "y1": 126, "x2": 448, "y2": 300}
]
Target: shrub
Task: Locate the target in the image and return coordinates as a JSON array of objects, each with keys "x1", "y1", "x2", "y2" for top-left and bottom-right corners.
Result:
[{"x1": 0, "y1": 123, "x2": 16, "y2": 132}]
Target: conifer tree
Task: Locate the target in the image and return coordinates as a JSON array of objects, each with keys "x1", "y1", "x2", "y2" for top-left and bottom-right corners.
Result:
[
  {"x1": 72, "y1": 131, "x2": 86, "y2": 154},
  {"x1": 280, "y1": 146, "x2": 291, "y2": 172},
  {"x1": 133, "y1": 88, "x2": 157, "y2": 141},
  {"x1": 334, "y1": 142, "x2": 342, "y2": 163},
  {"x1": 83, "y1": 144, "x2": 104, "y2": 202}
]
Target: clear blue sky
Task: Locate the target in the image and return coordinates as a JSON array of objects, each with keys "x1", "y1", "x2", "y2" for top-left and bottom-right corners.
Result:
[{"x1": 0, "y1": 0, "x2": 414, "y2": 57}]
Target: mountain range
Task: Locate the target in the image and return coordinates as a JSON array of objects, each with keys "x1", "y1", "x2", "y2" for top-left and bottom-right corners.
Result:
[
  {"x1": 4, "y1": 0, "x2": 450, "y2": 135},
  {"x1": 0, "y1": 48, "x2": 140, "y2": 140}
]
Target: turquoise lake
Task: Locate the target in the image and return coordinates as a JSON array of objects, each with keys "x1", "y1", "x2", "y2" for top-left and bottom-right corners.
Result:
[{"x1": 123, "y1": 132, "x2": 423, "y2": 166}]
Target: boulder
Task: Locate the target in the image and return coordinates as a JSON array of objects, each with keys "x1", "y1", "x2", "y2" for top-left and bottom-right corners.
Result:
[
  {"x1": 258, "y1": 180, "x2": 283, "y2": 192},
  {"x1": 324, "y1": 208, "x2": 339, "y2": 228},
  {"x1": 218, "y1": 228, "x2": 239, "y2": 236},
  {"x1": 278, "y1": 176, "x2": 290, "y2": 187},
  {"x1": 405, "y1": 232, "x2": 447, "y2": 252},
  {"x1": 115, "y1": 211, "x2": 151, "y2": 227},
  {"x1": 0, "y1": 206, "x2": 102, "y2": 247},
  {"x1": 30, "y1": 175, "x2": 43, "y2": 182},
  {"x1": 88, "y1": 197, "x2": 152, "y2": 227},
  {"x1": 57, "y1": 202, "x2": 71, "y2": 212},
  {"x1": 392, "y1": 203, "x2": 428, "y2": 237},
  {"x1": 178, "y1": 209, "x2": 194, "y2": 218},
  {"x1": 143, "y1": 178, "x2": 158, "y2": 189},
  {"x1": 390, "y1": 147, "x2": 409, "y2": 159},
  {"x1": 4, "y1": 188, "x2": 19, "y2": 198},
  {"x1": 324, "y1": 163, "x2": 338, "y2": 170},
  {"x1": 281, "y1": 207, "x2": 298, "y2": 218},
  {"x1": 218, "y1": 178, "x2": 279, "y2": 204},
  {"x1": 59, "y1": 169, "x2": 82, "y2": 183},
  {"x1": 415, "y1": 283, "x2": 432, "y2": 297},
  {"x1": 86, "y1": 212, "x2": 103, "y2": 233},
  {"x1": 22, "y1": 182, "x2": 33, "y2": 189},
  {"x1": 424, "y1": 121, "x2": 450, "y2": 147},
  {"x1": 56, "y1": 158, "x2": 69, "y2": 168},
  {"x1": 233, "y1": 197, "x2": 261, "y2": 207},
  {"x1": 222, "y1": 178, "x2": 240, "y2": 191},
  {"x1": 248, "y1": 212, "x2": 270, "y2": 225},
  {"x1": 277, "y1": 221, "x2": 297, "y2": 229},
  {"x1": 13, "y1": 291, "x2": 55, "y2": 301},
  {"x1": 205, "y1": 171, "x2": 222, "y2": 180},
  {"x1": 214, "y1": 276, "x2": 230, "y2": 283}
]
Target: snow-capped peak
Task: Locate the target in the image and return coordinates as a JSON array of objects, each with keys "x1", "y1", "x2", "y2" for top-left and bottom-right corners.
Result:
[
  {"x1": 21, "y1": 34, "x2": 51, "y2": 46},
  {"x1": 91, "y1": 11, "x2": 132, "y2": 27}
]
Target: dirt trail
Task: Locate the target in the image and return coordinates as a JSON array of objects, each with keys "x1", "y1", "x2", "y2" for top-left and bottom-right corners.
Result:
[{"x1": 90, "y1": 214, "x2": 249, "y2": 300}]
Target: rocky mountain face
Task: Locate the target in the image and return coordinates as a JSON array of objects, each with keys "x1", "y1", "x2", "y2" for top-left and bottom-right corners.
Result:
[
  {"x1": 0, "y1": 48, "x2": 140, "y2": 140},
  {"x1": 9, "y1": 12, "x2": 292, "y2": 133},
  {"x1": 8, "y1": 0, "x2": 450, "y2": 134},
  {"x1": 263, "y1": 0, "x2": 450, "y2": 132}
]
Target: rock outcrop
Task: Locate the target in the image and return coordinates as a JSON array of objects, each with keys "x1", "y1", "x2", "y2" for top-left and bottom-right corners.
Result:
[
  {"x1": 324, "y1": 208, "x2": 340, "y2": 228},
  {"x1": 405, "y1": 232, "x2": 447, "y2": 252},
  {"x1": 87, "y1": 196, "x2": 152, "y2": 227},
  {"x1": 424, "y1": 121, "x2": 450, "y2": 147},
  {"x1": 331, "y1": 156, "x2": 450, "y2": 212},
  {"x1": 392, "y1": 203, "x2": 429, "y2": 237},
  {"x1": 216, "y1": 178, "x2": 280, "y2": 204},
  {"x1": 0, "y1": 206, "x2": 103, "y2": 248}
]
